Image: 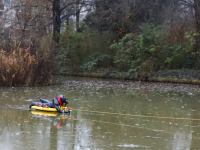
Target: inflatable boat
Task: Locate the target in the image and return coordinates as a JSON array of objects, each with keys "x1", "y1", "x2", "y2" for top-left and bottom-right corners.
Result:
[
  {"x1": 31, "y1": 110, "x2": 58, "y2": 117},
  {"x1": 31, "y1": 110, "x2": 71, "y2": 119},
  {"x1": 30, "y1": 105, "x2": 71, "y2": 112}
]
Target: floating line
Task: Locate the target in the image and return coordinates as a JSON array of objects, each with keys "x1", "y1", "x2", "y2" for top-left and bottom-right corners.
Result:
[
  {"x1": 73, "y1": 118, "x2": 200, "y2": 140},
  {"x1": 73, "y1": 109, "x2": 200, "y2": 121}
]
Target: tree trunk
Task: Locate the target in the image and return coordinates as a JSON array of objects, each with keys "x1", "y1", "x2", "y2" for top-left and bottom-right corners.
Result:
[
  {"x1": 194, "y1": 0, "x2": 200, "y2": 53},
  {"x1": 52, "y1": 0, "x2": 61, "y2": 44},
  {"x1": 0, "y1": 0, "x2": 4, "y2": 16},
  {"x1": 76, "y1": 0, "x2": 80, "y2": 31}
]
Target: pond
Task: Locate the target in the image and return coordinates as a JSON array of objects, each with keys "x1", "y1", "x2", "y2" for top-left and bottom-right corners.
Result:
[{"x1": 0, "y1": 76, "x2": 200, "y2": 150}]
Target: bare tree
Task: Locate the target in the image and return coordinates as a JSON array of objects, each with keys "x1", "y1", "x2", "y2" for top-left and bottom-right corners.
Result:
[
  {"x1": 49, "y1": 0, "x2": 93, "y2": 44},
  {"x1": 2, "y1": 0, "x2": 93, "y2": 46},
  {"x1": 0, "y1": 0, "x2": 52, "y2": 51}
]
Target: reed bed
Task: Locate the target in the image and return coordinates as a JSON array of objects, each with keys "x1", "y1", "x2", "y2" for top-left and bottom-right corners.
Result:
[{"x1": 0, "y1": 45, "x2": 52, "y2": 86}]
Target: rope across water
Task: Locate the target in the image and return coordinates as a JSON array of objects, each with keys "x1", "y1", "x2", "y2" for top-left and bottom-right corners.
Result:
[
  {"x1": 72, "y1": 109, "x2": 200, "y2": 121},
  {"x1": 71, "y1": 108, "x2": 200, "y2": 140}
]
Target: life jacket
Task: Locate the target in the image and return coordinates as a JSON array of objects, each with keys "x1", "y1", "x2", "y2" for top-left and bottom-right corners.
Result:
[{"x1": 57, "y1": 97, "x2": 64, "y2": 106}]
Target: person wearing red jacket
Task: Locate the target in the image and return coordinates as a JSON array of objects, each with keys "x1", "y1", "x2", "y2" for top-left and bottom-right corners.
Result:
[{"x1": 29, "y1": 95, "x2": 70, "y2": 113}]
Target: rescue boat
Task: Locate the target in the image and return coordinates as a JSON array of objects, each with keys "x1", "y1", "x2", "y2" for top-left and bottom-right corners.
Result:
[
  {"x1": 30, "y1": 106, "x2": 71, "y2": 112},
  {"x1": 31, "y1": 110, "x2": 58, "y2": 116}
]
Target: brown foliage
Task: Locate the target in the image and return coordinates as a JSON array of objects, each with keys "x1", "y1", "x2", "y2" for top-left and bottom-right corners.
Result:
[
  {"x1": 0, "y1": 45, "x2": 52, "y2": 86},
  {"x1": 167, "y1": 22, "x2": 195, "y2": 45}
]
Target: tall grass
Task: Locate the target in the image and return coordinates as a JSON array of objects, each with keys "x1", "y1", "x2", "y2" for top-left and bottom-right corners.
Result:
[{"x1": 0, "y1": 45, "x2": 52, "y2": 86}]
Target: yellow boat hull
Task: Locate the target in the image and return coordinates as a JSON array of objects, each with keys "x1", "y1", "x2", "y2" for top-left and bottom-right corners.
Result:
[
  {"x1": 31, "y1": 110, "x2": 58, "y2": 116},
  {"x1": 31, "y1": 106, "x2": 69, "y2": 112}
]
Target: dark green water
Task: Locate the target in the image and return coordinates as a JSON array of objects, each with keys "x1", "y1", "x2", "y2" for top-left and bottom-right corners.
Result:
[{"x1": 0, "y1": 76, "x2": 200, "y2": 150}]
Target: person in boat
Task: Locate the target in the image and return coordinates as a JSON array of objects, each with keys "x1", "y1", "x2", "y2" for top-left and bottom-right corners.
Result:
[{"x1": 29, "y1": 94, "x2": 70, "y2": 113}]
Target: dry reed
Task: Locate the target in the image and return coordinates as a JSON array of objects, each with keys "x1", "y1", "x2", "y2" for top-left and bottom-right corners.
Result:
[{"x1": 0, "y1": 45, "x2": 52, "y2": 86}]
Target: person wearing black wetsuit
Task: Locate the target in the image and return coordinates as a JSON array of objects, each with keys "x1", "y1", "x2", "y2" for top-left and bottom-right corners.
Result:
[{"x1": 29, "y1": 95, "x2": 70, "y2": 113}]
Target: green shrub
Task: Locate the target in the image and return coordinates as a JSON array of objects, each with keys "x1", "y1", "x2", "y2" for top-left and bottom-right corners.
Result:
[
  {"x1": 57, "y1": 27, "x2": 117, "y2": 73},
  {"x1": 110, "y1": 24, "x2": 168, "y2": 71},
  {"x1": 82, "y1": 52, "x2": 111, "y2": 71},
  {"x1": 110, "y1": 23, "x2": 196, "y2": 75},
  {"x1": 165, "y1": 31, "x2": 195, "y2": 69}
]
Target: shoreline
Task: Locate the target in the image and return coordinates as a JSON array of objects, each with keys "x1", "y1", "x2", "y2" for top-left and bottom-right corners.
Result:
[{"x1": 58, "y1": 69, "x2": 200, "y2": 85}]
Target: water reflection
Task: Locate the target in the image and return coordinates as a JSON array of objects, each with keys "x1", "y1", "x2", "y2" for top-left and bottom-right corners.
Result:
[
  {"x1": 0, "y1": 77, "x2": 200, "y2": 149},
  {"x1": 30, "y1": 111, "x2": 71, "y2": 129}
]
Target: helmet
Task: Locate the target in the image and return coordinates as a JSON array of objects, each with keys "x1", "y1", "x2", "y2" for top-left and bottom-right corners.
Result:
[
  {"x1": 56, "y1": 95, "x2": 68, "y2": 105},
  {"x1": 61, "y1": 97, "x2": 68, "y2": 103},
  {"x1": 56, "y1": 94, "x2": 64, "y2": 99}
]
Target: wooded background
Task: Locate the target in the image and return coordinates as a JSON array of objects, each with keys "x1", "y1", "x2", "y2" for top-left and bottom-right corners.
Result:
[{"x1": 0, "y1": 0, "x2": 200, "y2": 85}]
